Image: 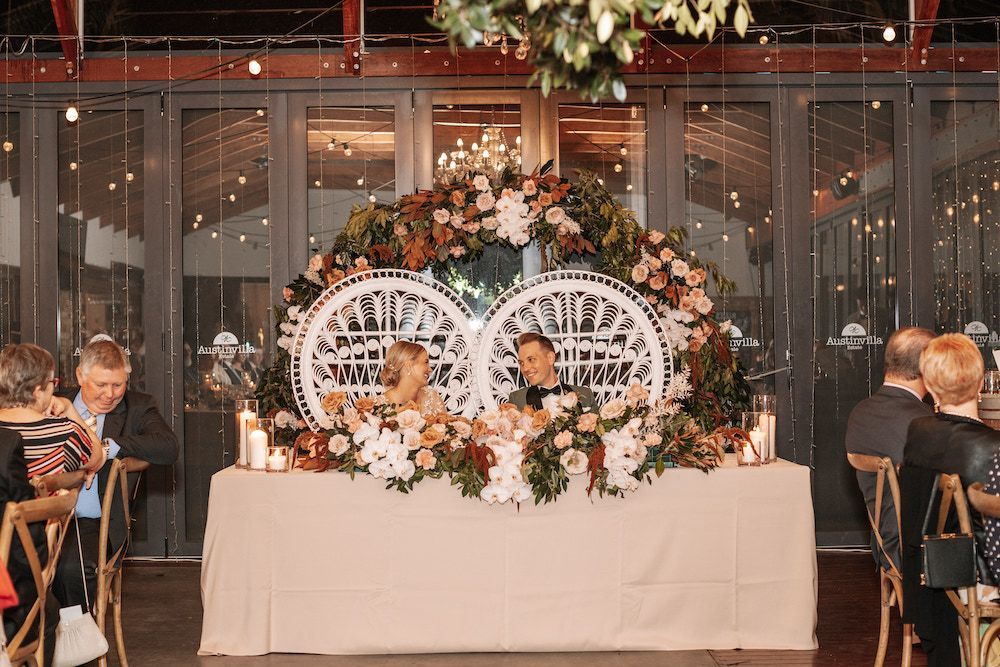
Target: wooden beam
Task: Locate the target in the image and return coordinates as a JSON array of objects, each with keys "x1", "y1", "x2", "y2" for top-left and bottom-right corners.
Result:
[
  {"x1": 911, "y1": 0, "x2": 942, "y2": 66},
  {"x1": 48, "y1": 0, "x2": 78, "y2": 74},
  {"x1": 3, "y1": 43, "x2": 998, "y2": 84},
  {"x1": 343, "y1": 0, "x2": 361, "y2": 76}
]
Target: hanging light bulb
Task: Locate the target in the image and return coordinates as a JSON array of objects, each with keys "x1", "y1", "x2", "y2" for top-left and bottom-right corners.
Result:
[
  {"x1": 261, "y1": 217, "x2": 269, "y2": 226},
  {"x1": 65, "y1": 103, "x2": 79, "y2": 123},
  {"x1": 733, "y1": 200, "x2": 741, "y2": 208},
  {"x1": 309, "y1": 235, "x2": 316, "y2": 244},
  {"x1": 722, "y1": 233, "x2": 729, "y2": 242},
  {"x1": 619, "y1": 144, "x2": 627, "y2": 156},
  {"x1": 614, "y1": 162, "x2": 623, "y2": 173},
  {"x1": 314, "y1": 180, "x2": 321, "y2": 187},
  {"x1": 456, "y1": 138, "x2": 464, "y2": 148},
  {"x1": 195, "y1": 213, "x2": 204, "y2": 223},
  {"x1": 695, "y1": 221, "x2": 702, "y2": 229},
  {"x1": 256, "y1": 109, "x2": 265, "y2": 117},
  {"x1": 192, "y1": 221, "x2": 199, "y2": 230},
  {"x1": 368, "y1": 193, "x2": 377, "y2": 203},
  {"x1": 108, "y1": 182, "x2": 116, "y2": 191},
  {"x1": 239, "y1": 234, "x2": 247, "y2": 242},
  {"x1": 343, "y1": 144, "x2": 352, "y2": 157},
  {"x1": 328, "y1": 141, "x2": 336, "y2": 150},
  {"x1": 356, "y1": 177, "x2": 364, "y2": 186},
  {"x1": 882, "y1": 22, "x2": 896, "y2": 43},
  {"x1": 759, "y1": 34, "x2": 769, "y2": 45},
  {"x1": 228, "y1": 193, "x2": 236, "y2": 202},
  {"x1": 626, "y1": 184, "x2": 633, "y2": 192},
  {"x1": 69, "y1": 161, "x2": 78, "y2": 171},
  {"x1": 238, "y1": 171, "x2": 247, "y2": 185},
  {"x1": 871, "y1": 100, "x2": 881, "y2": 110},
  {"x1": 730, "y1": 191, "x2": 739, "y2": 200},
  {"x1": 125, "y1": 172, "x2": 134, "y2": 182},
  {"x1": 211, "y1": 231, "x2": 219, "y2": 239},
  {"x1": 248, "y1": 58, "x2": 262, "y2": 76},
  {"x1": 2, "y1": 140, "x2": 12, "y2": 152},
  {"x1": 700, "y1": 103, "x2": 709, "y2": 112},
  {"x1": 747, "y1": 226, "x2": 755, "y2": 233}
]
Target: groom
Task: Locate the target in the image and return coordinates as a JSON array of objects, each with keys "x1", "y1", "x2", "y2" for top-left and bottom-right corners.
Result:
[{"x1": 508, "y1": 332, "x2": 596, "y2": 411}]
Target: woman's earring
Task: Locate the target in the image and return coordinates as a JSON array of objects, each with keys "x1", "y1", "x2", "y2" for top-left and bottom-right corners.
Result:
[{"x1": 934, "y1": 401, "x2": 941, "y2": 413}]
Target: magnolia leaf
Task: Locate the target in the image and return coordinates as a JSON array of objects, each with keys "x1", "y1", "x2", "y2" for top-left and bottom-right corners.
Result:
[{"x1": 733, "y1": 3, "x2": 749, "y2": 36}]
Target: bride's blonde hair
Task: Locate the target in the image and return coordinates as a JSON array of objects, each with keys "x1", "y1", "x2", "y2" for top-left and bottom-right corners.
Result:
[{"x1": 380, "y1": 341, "x2": 426, "y2": 390}]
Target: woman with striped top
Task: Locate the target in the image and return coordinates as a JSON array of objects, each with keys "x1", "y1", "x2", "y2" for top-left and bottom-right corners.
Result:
[{"x1": 0, "y1": 343, "x2": 105, "y2": 483}]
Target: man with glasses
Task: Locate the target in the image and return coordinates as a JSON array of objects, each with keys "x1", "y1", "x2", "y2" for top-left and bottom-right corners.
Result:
[{"x1": 53, "y1": 334, "x2": 178, "y2": 609}]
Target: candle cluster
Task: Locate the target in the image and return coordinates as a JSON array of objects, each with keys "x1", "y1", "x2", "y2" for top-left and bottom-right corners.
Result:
[{"x1": 234, "y1": 399, "x2": 290, "y2": 472}]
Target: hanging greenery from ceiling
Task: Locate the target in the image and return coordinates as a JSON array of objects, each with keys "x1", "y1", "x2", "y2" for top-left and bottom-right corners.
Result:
[{"x1": 433, "y1": 0, "x2": 753, "y2": 102}]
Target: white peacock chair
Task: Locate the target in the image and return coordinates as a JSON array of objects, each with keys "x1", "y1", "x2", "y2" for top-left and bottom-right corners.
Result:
[
  {"x1": 290, "y1": 269, "x2": 480, "y2": 429},
  {"x1": 475, "y1": 270, "x2": 674, "y2": 410}
]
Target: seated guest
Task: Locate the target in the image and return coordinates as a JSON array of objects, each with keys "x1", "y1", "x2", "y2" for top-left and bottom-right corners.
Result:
[
  {"x1": 900, "y1": 333, "x2": 1000, "y2": 666},
  {"x1": 0, "y1": 343, "x2": 102, "y2": 481},
  {"x1": 508, "y1": 332, "x2": 595, "y2": 411},
  {"x1": 54, "y1": 335, "x2": 179, "y2": 609},
  {"x1": 0, "y1": 427, "x2": 58, "y2": 664},
  {"x1": 378, "y1": 341, "x2": 446, "y2": 416},
  {"x1": 845, "y1": 326, "x2": 935, "y2": 568}
]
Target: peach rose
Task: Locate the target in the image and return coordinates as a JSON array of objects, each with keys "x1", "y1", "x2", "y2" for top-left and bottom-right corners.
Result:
[
  {"x1": 558, "y1": 392, "x2": 579, "y2": 410},
  {"x1": 449, "y1": 215, "x2": 465, "y2": 229},
  {"x1": 659, "y1": 247, "x2": 674, "y2": 262},
  {"x1": 403, "y1": 430, "x2": 421, "y2": 450},
  {"x1": 522, "y1": 179, "x2": 538, "y2": 196},
  {"x1": 451, "y1": 421, "x2": 473, "y2": 438},
  {"x1": 473, "y1": 174, "x2": 491, "y2": 192},
  {"x1": 647, "y1": 257, "x2": 662, "y2": 271},
  {"x1": 631, "y1": 264, "x2": 650, "y2": 283},
  {"x1": 531, "y1": 409, "x2": 551, "y2": 432},
  {"x1": 395, "y1": 409, "x2": 426, "y2": 432},
  {"x1": 648, "y1": 230, "x2": 665, "y2": 244},
  {"x1": 538, "y1": 192, "x2": 553, "y2": 206},
  {"x1": 643, "y1": 433, "x2": 663, "y2": 447},
  {"x1": 599, "y1": 398, "x2": 627, "y2": 420},
  {"x1": 321, "y1": 391, "x2": 347, "y2": 414},
  {"x1": 432, "y1": 208, "x2": 450, "y2": 224},
  {"x1": 415, "y1": 448, "x2": 437, "y2": 470},
  {"x1": 450, "y1": 190, "x2": 466, "y2": 207},
  {"x1": 554, "y1": 430, "x2": 573, "y2": 449},
  {"x1": 649, "y1": 272, "x2": 667, "y2": 290},
  {"x1": 671, "y1": 258, "x2": 690, "y2": 277},
  {"x1": 686, "y1": 268, "x2": 706, "y2": 286},
  {"x1": 472, "y1": 420, "x2": 488, "y2": 440},
  {"x1": 354, "y1": 396, "x2": 376, "y2": 414},
  {"x1": 476, "y1": 192, "x2": 496, "y2": 211},
  {"x1": 394, "y1": 222, "x2": 408, "y2": 237},
  {"x1": 420, "y1": 427, "x2": 446, "y2": 447},
  {"x1": 625, "y1": 383, "x2": 649, "y2": 406},
  {"x1": 464, "y1": 220, "x2": 481, "y2": 234},
  {"x1": 282, "y1": 287, "x2": 294, "y2": 302},
  {"x1": 544, "y1": 206, "x2": 566, "y2": 224},
  {"x1": 450, "y1": 246, "x2": 466, "y2": 258},
  {"x1": 577, "y1": 413, "x2": 599, "y2": 433}
]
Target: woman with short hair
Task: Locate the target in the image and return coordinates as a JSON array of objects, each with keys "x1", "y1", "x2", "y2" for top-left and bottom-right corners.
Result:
[
  {"x1": 0, "y1": 343, "x2": 104, "y2": 480},
  {"x1": 900, "y1": 333, "x2": 1000, "y2": 666}
]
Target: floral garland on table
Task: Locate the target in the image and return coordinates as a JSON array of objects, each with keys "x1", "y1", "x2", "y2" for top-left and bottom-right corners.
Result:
[{"x1": 256, "y1": 167, "x2": 752, "y2": 505}]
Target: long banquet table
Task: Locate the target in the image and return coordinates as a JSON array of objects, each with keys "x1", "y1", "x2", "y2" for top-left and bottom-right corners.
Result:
[{"x1": 199, "y1": 456, "x2": 817, "y2": 656}]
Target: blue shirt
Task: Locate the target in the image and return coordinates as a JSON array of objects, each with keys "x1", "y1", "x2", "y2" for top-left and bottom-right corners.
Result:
[{"x1": 73, "y1": 393, "x2": 121, "y2": 519}]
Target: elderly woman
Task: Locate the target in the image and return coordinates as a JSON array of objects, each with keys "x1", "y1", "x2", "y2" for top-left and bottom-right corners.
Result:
[
  {"x1": 900, "y1": 333, "x2": 1000, "y2": 667},
  {"x1": 0, "y1": 343, "x2": 104, "y2": 481}
]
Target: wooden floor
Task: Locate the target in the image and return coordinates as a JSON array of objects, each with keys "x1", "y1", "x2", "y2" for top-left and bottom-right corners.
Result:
[{"x1": 112, "y1": 551, "x2": 925, "y2": 666}]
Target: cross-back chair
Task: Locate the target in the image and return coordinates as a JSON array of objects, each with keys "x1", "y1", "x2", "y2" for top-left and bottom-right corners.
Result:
[
  {"x1": 94, "y1": 457, "x2": 149, "y2": 667},
  {"x1": 846, "y1": 452, "x2": 911, "y2": 667},
  {"x1": 0, "y1": 489, "x2": 79, "y2": 666},
  {"x1": 966, "y1": 482, "x2": 1000, "y2": 666}
]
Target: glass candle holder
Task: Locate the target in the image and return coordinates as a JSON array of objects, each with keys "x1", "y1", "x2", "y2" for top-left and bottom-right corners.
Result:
[
  {"x1": 752, "y1": 394, "x2": 776, "y2": 414},
  {"x1": 266, "y1": 445, "x2": 291, "y2": 473},
  {"x1": 234, "y1": 399, "x2": 258, "y2": 469},
  {"x1": 739, "y1": 411, "x2": 774, "y2": 466},
  {"x1": 248, "y1": 418, "x2": 273, "y2": 471},
  {"x1": 981, "y1": 372, "x2": 1000, "y2": 429}
]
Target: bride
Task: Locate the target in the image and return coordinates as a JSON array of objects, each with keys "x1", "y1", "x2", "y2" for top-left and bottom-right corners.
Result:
[{"x1": 378, "y1": 341, "x2": 446, "y2": 416}]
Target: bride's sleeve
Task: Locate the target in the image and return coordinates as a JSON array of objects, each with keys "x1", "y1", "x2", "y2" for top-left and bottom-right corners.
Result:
[{"x1": 420, "y1": 388, "x2": 447, "y2": 415}]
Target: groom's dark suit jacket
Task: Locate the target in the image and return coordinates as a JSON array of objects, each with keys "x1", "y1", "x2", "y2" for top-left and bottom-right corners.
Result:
[{"x1": 845, "y1": 384, "x2": 932, "y2": 568}]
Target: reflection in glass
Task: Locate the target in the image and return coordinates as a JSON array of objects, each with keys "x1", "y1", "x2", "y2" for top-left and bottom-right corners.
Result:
[
  {"x1": 307, "y1": 106, "x2": 395, "y2": 252},
  {"x1": 558, "y1": 102, "x2": 647, "y2": 229},
  {"x1": 0, "y1": 113, "x2": 18, "y2": 346},
  {"x1": 810, "y1": 100, "x2": 895, "y2": 538},
  {"x1": 931, "y1": 100, "x2": 1000, "y2": 364},
  {"x1": 684, "y1": 103, "x2": 772, "y2": 393},
  {"x1": 432, "y1": 104, "x2": 524, "y2": 316},
  {"x1": 182, "y1": 109, "x2": 271, "y2": 541},
  {"x1": 57, "y1": 110, "x2": 145, "y2": 388}
]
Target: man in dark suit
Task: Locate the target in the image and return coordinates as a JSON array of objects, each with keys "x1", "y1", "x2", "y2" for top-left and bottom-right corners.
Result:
[
  {"x1": 507, "y1": 332, "x2": 596, "y2": 411},
  {"x1": 845, "y1": 326, "x2": 936, "y2": 568},
  {"x1": 53, "y1": 335, "x2": 178, "y2": 608}
]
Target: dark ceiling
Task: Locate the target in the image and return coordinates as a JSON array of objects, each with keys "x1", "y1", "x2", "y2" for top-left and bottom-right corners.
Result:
[{"x1": 3, "y1": 0, "x2": 997, "y2": 51}]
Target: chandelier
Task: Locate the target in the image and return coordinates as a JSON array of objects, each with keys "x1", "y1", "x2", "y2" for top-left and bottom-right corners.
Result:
[{"x1": 435, "y1": 124, "x2": 522, "y2": 185}]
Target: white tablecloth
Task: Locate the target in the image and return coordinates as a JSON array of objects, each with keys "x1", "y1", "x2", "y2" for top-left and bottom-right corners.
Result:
[{"x1": 199, "y1": 457, "x2": 817, "y2": 656}]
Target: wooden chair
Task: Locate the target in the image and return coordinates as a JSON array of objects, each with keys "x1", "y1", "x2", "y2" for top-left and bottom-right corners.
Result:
[
  {"x1": 847, "y1": 452, "x2": 912, "y2": 667},
  {"x1": 94, "y1": 457, "x2": 149, "y2": 667},
  {"x1": 967, "y1": 482, "x2": 1000, "y2": 666},
  {"x1": 30, "y1": 469, "x2": 86, "y2": 498},
  {"x1": 0, "y1": 489, "x2": 79, "y2": 666},
  {"x1": 935, "y1": 474, "x2": 1000, "y2": 667}
]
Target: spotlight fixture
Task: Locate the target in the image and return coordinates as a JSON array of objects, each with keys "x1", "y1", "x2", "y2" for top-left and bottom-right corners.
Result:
[
  {"x1": 881, "y1": 22, "x2": 896, "y2": 43},
  {"x1": 248, "y1": 59, "x2": 262, "y2": 76},
  {"x1": 65, "y1": 103, "x2": 79, "y2": 123}
]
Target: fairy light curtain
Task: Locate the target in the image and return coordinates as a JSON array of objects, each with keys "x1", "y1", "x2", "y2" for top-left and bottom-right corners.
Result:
[{"x1": 0, "y1": 109, "x2": 19, "y2": 347}]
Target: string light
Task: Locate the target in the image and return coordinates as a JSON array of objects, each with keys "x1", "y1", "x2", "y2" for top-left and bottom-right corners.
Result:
[
  {"x1": 240, "y1": 233, "x2": 247, "y2": 242},
  {"x1": 126, "y1": 171, "x2": 134, "y2": 182},
  {"x1": 309, "y1": 235, "x2": 316, "y2": 244},
  {"x1": 619, "y1": 143, "x2": 627, "y2": 156},
  {"x1": 108, "y1": 182, "x2": 116, "y2": 191},
  {"x1": 248, "y1": 58, "x2": 262, "y2": 76},
  {"x1": 238, "y1": 171, "x2": 247, "y2": 185},
  {"x1": 192, "y1": 221, "x2": 199, "y2": 230},
  {"x1": 1, "y1": 141, "x2": 11, "y2": 152},
  {"x1": 69, "y1": 161, "x2": 78, "y2": 170},
  {"x1": 261, "y1": 217, "x2": 268, "y2": 225},
  {"x1": 357, "y1": 177, "x2": 364, "y2": 186},
  {"x1": 343, "y1": 144, "x2": 352, "y2": 156},
  {"x1": 228, "y1": 193, "x2": 236, "y2": 202},
  {"x1": 65, "y1": 103, "x2": 79, "y2": 123},
  {"x1": 882, "y1": 23, "x2": 896, "y2": 43},
  {"x1": 211, "y1": 230, "x2": 218, "y2": 239},
  {"x1": 195, "y1": 213, "x2": 203, "y2": 222}
]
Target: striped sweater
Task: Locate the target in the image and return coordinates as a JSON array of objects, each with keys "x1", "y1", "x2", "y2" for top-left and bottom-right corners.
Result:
[{"x1": 0, "y1": 417, "x2": 92, "y2": 478}]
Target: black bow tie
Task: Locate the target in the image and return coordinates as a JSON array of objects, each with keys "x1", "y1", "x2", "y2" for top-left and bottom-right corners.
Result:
[{"x1": 526, "y1": 384, "x2": 564, "y2": 409}]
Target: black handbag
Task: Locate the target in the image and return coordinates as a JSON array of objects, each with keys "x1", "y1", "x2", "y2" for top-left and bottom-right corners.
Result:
[{"x1": 920, "y1": 475, "x2": 978, "y2": 589}]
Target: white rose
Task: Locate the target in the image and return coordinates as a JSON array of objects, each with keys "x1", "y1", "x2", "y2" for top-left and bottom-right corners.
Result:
[
  {"x1": 544, "y1": 206, "x2": 566, "y2": 224},
  {"x1": 395, "y1": 409, "x2": 426, "y2": 432},
  {"x1": 330, "y1": 434, "x2": 350, "y2": 456},
  {"x1": 402, "y1": 430, "x2": 421, "y2": 450},
  {"x1": 560, "y1": 448, "x2": 589, "y2": 475},
  {"x1": 308, "y1": 253, "x2": 324, "y2": 271},
  {"x1": 287, "y1": 305, "x2": 303, "y2": 322},
  {"x1": 558, "y1": 392, "x2": 579, "y2": 409},
  {"x1": 274, "y1": 410, "x2": 298, "y2": 429},
  {"x1": 671, "y1": 259, "x2": 690, "y2": 277},
  {"x1": 473, "y1": 174, "x2": 491, "y2": 192},
  {"x1": 476, "y1": 192, "x2": 496, "y2": 211},
  {"x1": 599, "y1": 399, "x2": 627, "y2": 420}
]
